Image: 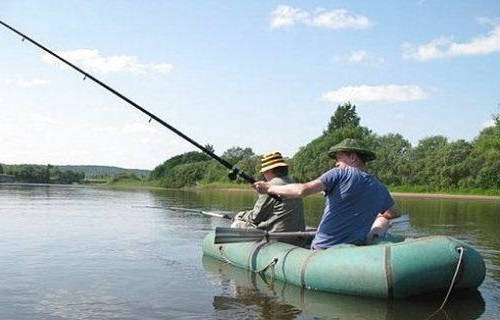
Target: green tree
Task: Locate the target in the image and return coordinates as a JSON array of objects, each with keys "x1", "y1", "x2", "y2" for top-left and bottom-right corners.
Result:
[
  {"x1": 235, "y1": 155, "x2": 260, "y2": 183},
  {"x1": 149, "y1": 151, "x2": 211, "y2": 179},
  {"x1": 410, "y1": 136, "x2": 448, "y2": 187},
  {"x1": 204, "y1": 144, "x2": 215, "y2": 154},
  {"x1": 292, "y1": 102, "x2": 372, "y2": 181},
  {"x1": 435, "y1": 140, "x2": 474, "y2": 189},
  {"x1": 292, "y1": 126, "x2": 372, "y2": 182},
  {"x1": 325, "y1": 102, "x2": 360, "y2": 134},
  {"x1": 222, "y1": 147, "x2": 255, "y2": 165},
  {"x1": 471, "y1": 117, "x2": 500, "y2": 188},
  {"x1": 201, "y1": 161, "x2": 229, "y2": 184},
  {"x1": 160, "y1": 161, "x2": 208, "y2": 188},
  {"x1": 369, "y1": 134, "x2": 412, "y2": 186}
]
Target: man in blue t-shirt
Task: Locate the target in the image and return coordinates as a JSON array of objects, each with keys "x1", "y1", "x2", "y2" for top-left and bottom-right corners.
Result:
[{"x1": 254, "y1": 138, "x2": 400, "y2": 249}]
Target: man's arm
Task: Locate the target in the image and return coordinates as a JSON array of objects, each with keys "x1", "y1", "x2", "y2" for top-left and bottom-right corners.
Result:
[
  {"x1": 254, "y1": 179, "x2": 326, "y2": 198},
  {"x1": 380, "y1": 205, "x2": 401, "y2": 220},
  {"x1": 243, "y1": 194, "x2": 274, "y2": 225},
  {"x1": 366, "y1": 205, "x2": 401, "y2": 242}
]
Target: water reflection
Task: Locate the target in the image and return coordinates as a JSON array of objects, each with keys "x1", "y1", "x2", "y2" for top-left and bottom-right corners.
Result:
[{"x1": 203, "y1": 256, "x2": 485, "y2": 320}]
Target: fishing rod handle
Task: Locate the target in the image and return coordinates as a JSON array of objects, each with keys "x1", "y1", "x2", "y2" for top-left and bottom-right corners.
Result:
[{"x1": 233, "y1": 168, "x2": 281, "y2": 202}]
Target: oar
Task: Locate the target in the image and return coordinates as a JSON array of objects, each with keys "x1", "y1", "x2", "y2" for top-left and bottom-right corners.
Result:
[{"x1": 214, "y1": 227, "x2": 316, "y2": 244}]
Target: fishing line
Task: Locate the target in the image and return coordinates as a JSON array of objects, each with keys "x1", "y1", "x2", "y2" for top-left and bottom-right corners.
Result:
[{"x1": 0, "y1": 20, "x2": 272, "y2": 195}]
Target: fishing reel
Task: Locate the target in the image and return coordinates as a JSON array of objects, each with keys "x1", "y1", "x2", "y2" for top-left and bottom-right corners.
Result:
[{"x1": 227, "y1": 167, "x2": 240, "y2": 181}]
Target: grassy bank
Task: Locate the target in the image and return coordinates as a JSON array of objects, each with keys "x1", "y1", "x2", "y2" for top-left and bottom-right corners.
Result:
[
  {"x1": 388, "y1": 185, "x2": 500, "y2": 196},
  {"x1": 100, "y1": 177, "x2": 500, "y2": 199}
]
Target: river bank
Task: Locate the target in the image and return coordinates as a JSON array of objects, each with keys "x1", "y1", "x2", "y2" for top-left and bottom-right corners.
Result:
[{"x1": 99, "y1": 180, "x2": 500, "y2": 201}]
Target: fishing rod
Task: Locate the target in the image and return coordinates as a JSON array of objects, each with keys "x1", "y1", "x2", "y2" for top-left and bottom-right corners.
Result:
[
  {"x1": 0, "y1": 20, "x2": 277, "y2": 197},
  {"x1": 132, "y1": 205, "x2": 237, "y2": 220}
]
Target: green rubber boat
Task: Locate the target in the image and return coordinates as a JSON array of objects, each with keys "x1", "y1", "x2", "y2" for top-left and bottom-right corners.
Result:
[{"x1": 202, "y1": 233, "x2": 485, "y2": 299}]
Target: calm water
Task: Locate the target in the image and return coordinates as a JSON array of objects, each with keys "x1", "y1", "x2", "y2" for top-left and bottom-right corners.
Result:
[{"x1": 0, "y1": 184, "x2": 498, "y2": 320}]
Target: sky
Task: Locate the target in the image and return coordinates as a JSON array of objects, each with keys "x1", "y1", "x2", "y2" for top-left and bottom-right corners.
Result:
[{"x1": 0, "y1": 1, "x2": 499, "y2": 170}]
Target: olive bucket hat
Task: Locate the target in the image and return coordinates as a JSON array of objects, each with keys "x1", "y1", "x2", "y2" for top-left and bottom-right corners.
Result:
[{"x1": 327, "y1": 138, "x2": 376, "y2": 162}]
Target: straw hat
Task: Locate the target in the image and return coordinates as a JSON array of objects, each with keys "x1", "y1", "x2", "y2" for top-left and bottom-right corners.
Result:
[
  {"x1": 260, "y1": 152, "x2": 288, "y2": 173},
  {"x1": 327, "y1": 138, "x2": 376, "y2": 162}
]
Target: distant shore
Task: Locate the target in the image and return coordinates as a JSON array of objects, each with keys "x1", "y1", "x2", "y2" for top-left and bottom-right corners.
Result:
[
  {"x1": 391, "y1": 192, "x2": 500, "y2": 201},
  {"x1": 208, "y1": 188, "x2": 500, "y2": 201},
  {"x1": 5, "y1": 180, "x2": 498, "y2": 201},
  {"x1": 97, "y1": 181, "x2": 500, "y2": 201}
]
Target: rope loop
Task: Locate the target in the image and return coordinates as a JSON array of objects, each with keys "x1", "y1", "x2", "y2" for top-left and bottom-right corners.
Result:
[
  {"x1": 425, "y1": 246, "x2": 465, "y2": 320},
  {"x1": 218, "y1": 245, "x2": 236, "y2": 266},
  {"x1": 217, "y1": 246, "x2": 278, "y2": 283},
  {"x1": 256, "y1": 257, "x2": 278, "y2": 284},
  {"x1": 255, "y1": 257, "x2": 278, "y2": 274}
]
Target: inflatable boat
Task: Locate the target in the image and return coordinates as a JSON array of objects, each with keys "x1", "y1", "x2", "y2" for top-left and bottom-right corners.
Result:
[{"x1": 202, "y1": 233, "x2": 485, "y2": 299}]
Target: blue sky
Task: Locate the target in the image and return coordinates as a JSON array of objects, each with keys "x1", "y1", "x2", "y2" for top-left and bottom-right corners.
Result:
[{"x1": 1, "y1": 1, "x2": 499, "y2": 169}]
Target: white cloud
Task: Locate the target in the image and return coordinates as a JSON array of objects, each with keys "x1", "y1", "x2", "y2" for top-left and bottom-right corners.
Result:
[
  {"x1": 28, "y1": 113, "x2": 57, "y2": 125},
  {"x1": 348, "y1": 50, "x2": 368, "y2": 62},
  {"x1": 41, "y1": 49, "x2": 173, "y2": 75},
  {"x1": 322, "y1": 85, "x2": 429, "y2": 103},
  {"x1": 403, "y1": 19, "x2": 500, "y2": 61},
  {"x1": 270, "y1": 5, "x2": 310, "y2": 28},
  {"x1": 270, "y1": 5, "x2": 372, "y2": 29},
  {"x1": 5, "y1": 78, "x2": 50, "y2": 87},
  {"x1": 333, "y1": 50, "x2": 384, "y2": 66}
]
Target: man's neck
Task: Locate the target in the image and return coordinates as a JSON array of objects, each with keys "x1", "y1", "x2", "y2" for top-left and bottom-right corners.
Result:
[{"x1": 338, "y1": 164, "x2": 365, "y2": 170}]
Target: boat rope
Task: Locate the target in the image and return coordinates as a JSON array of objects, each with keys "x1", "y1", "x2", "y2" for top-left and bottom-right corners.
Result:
[
  {"x1": 255, "y1": 257, "x2": 278, "y2": 274},
  {"x1": 425, "y1": 246, "x2": 464, "y2": 320},
  {"x1": 255, "y1": 258, "x2": 278, "y2": 284},
  {"x1": 218, "y1": 245, "x2": 278, "y2": 282},
  {"x1": 218, "y1": 245, "x2": 237, "y2": 266}
]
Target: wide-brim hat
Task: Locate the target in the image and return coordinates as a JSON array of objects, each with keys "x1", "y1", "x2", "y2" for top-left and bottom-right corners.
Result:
[
  {"x1": 260, "y1": 152, "x2": 288, "y2": 173},
  {"x1": 327, "y1": 138, "x2": 376, "y2": 162}
]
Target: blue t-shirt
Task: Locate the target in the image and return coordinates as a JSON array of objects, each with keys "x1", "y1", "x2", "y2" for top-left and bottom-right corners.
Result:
[{"x1": 311, "y1": 167, "x2": 394, "y2": 249}]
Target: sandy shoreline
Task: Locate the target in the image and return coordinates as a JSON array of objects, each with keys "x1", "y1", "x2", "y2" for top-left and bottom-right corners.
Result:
[
  {"x1": 391, "y1": 192, "x2": 500, "y2": 201},
  {"x1": 84, "y1": 183, "x2": 500, "y2": 201},
  {"x1": 196, "y1": 187, "x2": 500, "y2": 201}
]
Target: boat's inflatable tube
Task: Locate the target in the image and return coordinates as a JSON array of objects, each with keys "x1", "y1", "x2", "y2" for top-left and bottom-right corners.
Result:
[{"x1": 202, "y1": 233, "x2": 485, "y2": 299}]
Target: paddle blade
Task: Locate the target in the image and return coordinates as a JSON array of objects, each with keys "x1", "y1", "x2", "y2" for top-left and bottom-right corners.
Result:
[{"x1": 214, "y1": 227, "x2": 266, "y2": 244}]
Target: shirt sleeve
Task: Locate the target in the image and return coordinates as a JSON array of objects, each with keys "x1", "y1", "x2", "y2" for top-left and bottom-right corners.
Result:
[
  {"x1": 381, "y1": 186, "x2": 395, "y2": 211},
  {"x1": 245, "y1": 194, "x2": 275, "y2": 226},
  {"x1": 319, "y1": 168, "x2": 341, "y2": 194}
]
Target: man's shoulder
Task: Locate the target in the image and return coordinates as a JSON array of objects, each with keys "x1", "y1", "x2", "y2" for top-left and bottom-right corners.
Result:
[
  {"x1": 322, "y1": 167, "x2": 350, "y2": 179},
  {"x1": 269, "y1": 175, "x2": 293, "y2": 185}
]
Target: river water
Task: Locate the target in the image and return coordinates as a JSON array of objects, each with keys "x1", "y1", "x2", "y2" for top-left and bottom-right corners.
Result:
[{"x1": 0, "y1": 184, "x2": 498, "y2": 320}]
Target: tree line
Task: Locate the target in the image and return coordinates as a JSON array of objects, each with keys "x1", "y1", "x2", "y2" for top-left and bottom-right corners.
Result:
[
  {"x1": 0, "y1": 164, "x2": 85, "y2": 184},
  {"x1": 148, "y1": 102, "x2": 500, "y2": 194}
]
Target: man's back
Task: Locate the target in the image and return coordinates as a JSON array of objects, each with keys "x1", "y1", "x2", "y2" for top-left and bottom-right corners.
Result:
[{"x1": 311, "y1": 167, "x2": 394, "y2": 248}]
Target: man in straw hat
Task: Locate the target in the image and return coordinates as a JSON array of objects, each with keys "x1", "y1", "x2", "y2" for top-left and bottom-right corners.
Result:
[
  {"x1": 231, "y1": 152, "x2": 305, "y2": 244},
  {"x1": 254, "y1": 138, "x2": 400, "y2": 249}
]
